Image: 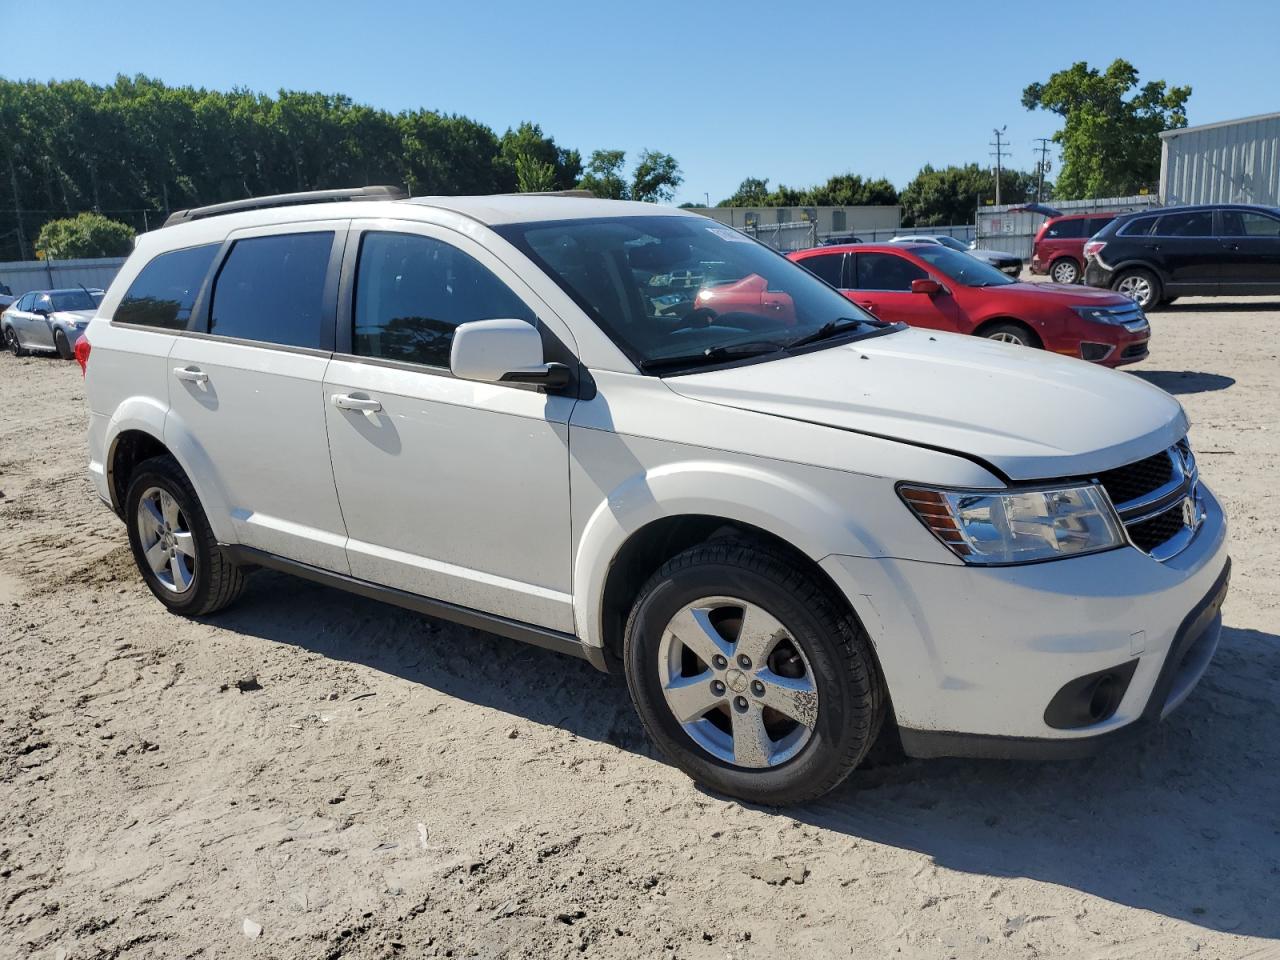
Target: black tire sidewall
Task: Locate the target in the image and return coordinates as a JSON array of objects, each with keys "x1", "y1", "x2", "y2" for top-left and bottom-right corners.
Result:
[
  {"x1": 1116, "y1": 268, "x2": 1161, "y2": 310},
  {"x1": 625, "y1": 556, "x2": 872, "y2": 804},
  {"x1": 1052, "y1": 259, "x2": 1079, "y2": 284},
  {"x1": 124, "y1": 457, "x2": 221, "y2": 615},
  {"x1": 54, "y1": 330, "x2": 72, "y2": 360}
]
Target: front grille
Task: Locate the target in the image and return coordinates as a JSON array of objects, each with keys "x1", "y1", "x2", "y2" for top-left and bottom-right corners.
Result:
[
  {"x1": 1127, "y1": 502, "x2": 1186, "y2": 552},
  {"x1": 1094, "y1": 440, "x2": 1202, "y2": 561},
  {"x1": 1096, "y1": 449, "x2": 1174, "y2": 505}
]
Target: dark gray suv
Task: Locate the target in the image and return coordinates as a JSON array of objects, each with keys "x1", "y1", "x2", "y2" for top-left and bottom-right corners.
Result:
[{"x1": 1083, "y1": 204, "x2": 1280, "y2": 309}]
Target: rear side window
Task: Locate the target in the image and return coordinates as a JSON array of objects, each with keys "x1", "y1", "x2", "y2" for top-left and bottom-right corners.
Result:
[
  {"x1": 796, "y1": 253, "x2": 844, "y2": 287},
  {"x1": 210, "y1": 232, "x2": 334, "y2": 348},
  {"x1": 16, "y1": 293, "x2": 35, "y2": 311},
  {"x1": 1219, "y1": 210, "x2": 1280, "y2": 237},
  {"x1": 855, "y1": 252, "x2": 927, "y2": 291},
  {"x1": 1087, "y1": 216, "x2": 1115, "y2": 234},
  {"x1": 115, "y1": 243, "x2": 219, "y2": 329},
  {"x1": 1119, "y1": 216, "x2": 1158, "y2": 237},
  {"x1": 353, "y1": 231, "x2": 535, "y2": 369},
  {"x1": 1154, "y1": 211, "x2": 1213, "y2": 236},
  {"x1": 1046, "y1": 218, "x2": 1085, "y2": 239}
]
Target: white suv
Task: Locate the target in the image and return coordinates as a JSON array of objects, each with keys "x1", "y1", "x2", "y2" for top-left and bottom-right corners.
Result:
[{"x1": 83, "y1": 187, "x2": 1230, "y2": 805}]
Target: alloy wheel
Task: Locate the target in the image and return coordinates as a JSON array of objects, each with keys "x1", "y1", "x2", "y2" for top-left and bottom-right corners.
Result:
[
  {"x1": 135, "y1": 486, "x2": 197, "y2": 593},
  {"x1": 1117, "y1": 274, "x2": 1153, "y2": 307},
  {"x1": 657, "y1": 596, "x2": 818, "y2": 768},
  {"x1": 988, "y1": 330, "x2": 1026, "y2": 345},
  {"x1": 1051, "y1": 260, "x2": 1078, "y2": 284}
]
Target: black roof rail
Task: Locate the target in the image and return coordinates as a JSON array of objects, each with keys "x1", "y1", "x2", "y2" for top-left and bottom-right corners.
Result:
[{"x1": 163, "y1": 185, "x2": 408, "y2": 227}]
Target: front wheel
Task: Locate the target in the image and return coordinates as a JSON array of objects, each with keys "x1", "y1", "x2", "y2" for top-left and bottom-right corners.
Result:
[
  {"x1": 1113, "y1": 268, "x2": 1161, "y2": 310},
  {"x1": 1050, "y1": 259, "x2": 1080, "y2": 284},
  {"x1": 54, "y1": 329, "x2": 73, "y2": 360},
  {"x1": 981, "y1": 321, "x2": 1040, "y2": 348},
  {"x1": 623, "y1": 541, "x2": 884, "y2": 805},
  {"x1": 4, "y1": 326, "x2": 25, "y2": 357},
  {"x1": 124, "y1": 455, "x2": 247, "y2": 616}
]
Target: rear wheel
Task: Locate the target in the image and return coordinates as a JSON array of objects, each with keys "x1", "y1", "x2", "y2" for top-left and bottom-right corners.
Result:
[
  {"x1": 4, "y1": 326, "x2": 25, "y2": 357},
  {"x1": 1113, "y1": 268, "x2": 1161, "y2": 310},
  {"x1": 1050, "y1": 258, "x2": 1080, "y2": 284},
  {"x1": 54, "y1": 329, "x2": 73, "y2": 360},
  {"x1": 981, "y1": 321, "x2": 1040, "y2": 349},
  {"x1": 623, "y1": 541, "x2": 884, "y2": 806},
  {"x1": 124, "y1": 455, "x2": 247, "y2": 616}
]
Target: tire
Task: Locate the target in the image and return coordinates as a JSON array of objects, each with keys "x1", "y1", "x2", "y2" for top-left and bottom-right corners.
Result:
[
  {"x1": 54, "y1": 328, "x2": 73, "y2": 360},
  {"x1": 1050, "y1": 258, "x2": 1080, "y2": 284},
  {"x1": 1159, "y1": 296, "x2": 1179, "y2": 306},
  {"x1": 1112, "y1": 268, "x2": 1161, "y2": 310},
  {"x1": 4, "y1": 325, "x2": 26, "y2": 357},
  {"x1": 124, "y1": 454, "x2": 247, "y2": 616},
  {"x1": 623, "y1": 540, "x2": 885, "y2": 806},
  {"x1": 980, "y1": 321, "x2": 1040, "y2": 348}
]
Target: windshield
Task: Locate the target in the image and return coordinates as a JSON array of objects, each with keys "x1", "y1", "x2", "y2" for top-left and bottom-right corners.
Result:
[
  {"x1": 49, "y1": 290, "x2": 97, "y2": 311},
  {"x1": 912, "y1": 246, "x2": 1016, "y2": 287},
  {"x1": 496, "y1": 216, "x2": 891, "y2": 371},
  {"x1": 935, "y1": 235, "x2": 969, "y2": 252}
]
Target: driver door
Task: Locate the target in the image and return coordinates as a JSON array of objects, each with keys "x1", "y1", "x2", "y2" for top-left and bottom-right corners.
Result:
[
  {"x1": 842, "y1": 251, "x2": 963, "y2": 332},
  {"x1": 26, "y1": 292, "x2": 58, "y2": 350}
]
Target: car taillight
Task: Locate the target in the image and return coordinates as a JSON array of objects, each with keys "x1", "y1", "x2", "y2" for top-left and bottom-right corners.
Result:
[
  {"x1": 1083, "y1": 240, "x2": 1106, "y2": 260},
  {"x1": 74, "y1": 334, "x2": 91, "y2": 375}
]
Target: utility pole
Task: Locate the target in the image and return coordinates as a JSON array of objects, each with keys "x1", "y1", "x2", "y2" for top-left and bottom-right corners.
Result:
[
  {"x1": 989, "y1": 126, "x2": 1010, "y2": 207},
  {"x1": 1033, "y1": 138, "x2": 1052, "y2": 203}
]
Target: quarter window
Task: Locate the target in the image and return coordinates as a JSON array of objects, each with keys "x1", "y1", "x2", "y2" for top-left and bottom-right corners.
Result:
[
  {"x1": 1219, "y1": 210, "x2": 1280, "y2": 237},
  {"x1": 116, "y1": 243, "x2": 219, "y2": 329},
  {"x1": 797, "y1": 253, "x2": 844, "y2": 287},
  {"x1": 1154, "y1": 211, "x2": 1213, "y2": 236},
  {"x1": 353, "y1": 231, "x2": 535, "y2": 368},
  {"x1": 855, "y1": 252, "x2": 927, "y2": 291},
  {"x1": 1047, "y1": 219, "x2": 1085, "y2": 239},
  {"x1": 210, "y1": 232, "x2": 334, "y2": 348},
  {"x1": 1119, "y1": 216, "x2": 1158, "y2": 237},
  {"x1": 15, "y1": 293, "x2": 35, "y2": 312}
]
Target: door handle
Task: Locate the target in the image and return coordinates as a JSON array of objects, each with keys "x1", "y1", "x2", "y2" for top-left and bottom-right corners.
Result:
[
  {"x1": 1222, "y1": 242, "x2": 1240, "y2": 251},
  {"x1": 331, "y1": 393, "x2": 382, "y2": 413},
  {"x1": 173, "y1": 366, "x2": 208, "y2": 384},
  {"x1": 1143, "y1": 243, "x2": 1162, "y2": 251}
]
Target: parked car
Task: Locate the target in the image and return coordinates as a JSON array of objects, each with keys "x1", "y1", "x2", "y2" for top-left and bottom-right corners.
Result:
[
  {"x1": 2, "y1": 287, "x2": 98, "y2": 358},
  {"x1": 0, "y1": 281, "x2": 14, "y2": 312},
  {"x1": 1029, "y1": 212, "x2": 1119, "y2": 284},
  {"x1": 790, "y1": 243, "x2": 1149, "y2": 366},
  {"x1": 82, "y1": 187, "x2": 1227, "y2": 805},
  {"x1": 1084, "y1": 203, "x2": 1280, "y2": 310},
  {"x1": 891, "y1": 234, "x2": 1023, "y2": 276},
  {"x1": 818, "y1": 233, "x2": 861, "y2": 246}
]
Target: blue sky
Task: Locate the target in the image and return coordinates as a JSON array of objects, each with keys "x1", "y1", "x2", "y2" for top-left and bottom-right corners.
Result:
[{"x1": 5, "y1": 0, "x2": 1277, "y2": 205}]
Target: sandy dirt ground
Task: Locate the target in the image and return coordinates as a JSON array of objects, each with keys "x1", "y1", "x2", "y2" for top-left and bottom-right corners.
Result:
[{"x1": 1, "y1": 296, "x2": 1278, "y2": 960}]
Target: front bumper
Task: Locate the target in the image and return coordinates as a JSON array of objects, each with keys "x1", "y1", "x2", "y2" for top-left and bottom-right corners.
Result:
[{"x1": 821, "y1": 483, "x2": 1229, "y2": 758}]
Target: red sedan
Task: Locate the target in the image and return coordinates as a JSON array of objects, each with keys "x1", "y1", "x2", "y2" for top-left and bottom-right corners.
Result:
[{"x1": 787, "y1": 243, "x2": 1150, "y2": 367}]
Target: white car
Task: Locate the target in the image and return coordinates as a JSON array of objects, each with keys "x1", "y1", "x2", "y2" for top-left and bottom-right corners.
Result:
[
  {"x1": 82, "y1": 187, "x2": 1229, "y2": 805},
  {"x1": 890, "y1": 234, "x2": 1023, "y2": 275}
]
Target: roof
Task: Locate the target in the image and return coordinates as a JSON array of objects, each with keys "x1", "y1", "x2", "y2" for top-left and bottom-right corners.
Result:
[
  {"x1": 406, "y1": 194, "x2": 688, "y2": 225},
  {"x1": 1159, "y1": 111, "x2": 1280, "y2": 139}
]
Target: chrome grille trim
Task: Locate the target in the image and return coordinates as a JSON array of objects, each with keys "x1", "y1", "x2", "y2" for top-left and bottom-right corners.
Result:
[{"x1": 1095, "y1": 440, "x2": 1203, "y2": 561}]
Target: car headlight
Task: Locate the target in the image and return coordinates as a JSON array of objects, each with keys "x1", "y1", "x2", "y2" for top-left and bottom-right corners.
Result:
[
  {"x1": 1071, "y1": 305, "x2": 1138, "y2": 324},
  {"x1": 899, "y1": 483, "x2": 1125, "y2": 565}
]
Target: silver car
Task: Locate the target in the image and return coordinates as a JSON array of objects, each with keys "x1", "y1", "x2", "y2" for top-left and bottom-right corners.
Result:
[
  {"x1": 890, "y1": 234, "x2": 1023, "y2": 276},
  {"x1": 2, "y1": 288, "x2": 99, "y2": 359}
]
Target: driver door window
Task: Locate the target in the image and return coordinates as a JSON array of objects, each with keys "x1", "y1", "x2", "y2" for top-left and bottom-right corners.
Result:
[{"x1": 855, "y1": 252, "x2": 927, "y2": 291}]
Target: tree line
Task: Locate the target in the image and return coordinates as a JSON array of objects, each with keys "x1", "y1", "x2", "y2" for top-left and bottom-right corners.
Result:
[{"x1": 0, "y1": 75, "x2": 682, "y2": 261}]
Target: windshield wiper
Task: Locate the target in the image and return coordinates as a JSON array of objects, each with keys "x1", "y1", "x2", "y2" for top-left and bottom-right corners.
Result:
[
  {"x1": 639, "y1": 340, "x2": 786, "y2": 373},
  {"x1": 785, "y1": 317, "x2": 880, "y2": 351}
]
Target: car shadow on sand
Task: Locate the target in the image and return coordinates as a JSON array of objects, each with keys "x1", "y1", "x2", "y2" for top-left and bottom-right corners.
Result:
[
  {"x1": 1132, "y1": 370, "x2": 1236, "y2": 395},
  {"x1": 218, "y1": 573, "x2": 1280, "y2": 939}
]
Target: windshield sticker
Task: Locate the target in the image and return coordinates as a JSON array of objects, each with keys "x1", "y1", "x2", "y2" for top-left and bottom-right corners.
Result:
[{"x1": 707, "y1": 226, "x2": 754, "y2": 244}]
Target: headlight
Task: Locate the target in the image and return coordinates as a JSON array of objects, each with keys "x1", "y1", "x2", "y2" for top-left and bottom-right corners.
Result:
[
  {"x1": 1071, "y1": 305, "x2": 1137, "y2": 324},
  {"x1": 899, "y1": 483, "x2": 1125, "y2": 565}
]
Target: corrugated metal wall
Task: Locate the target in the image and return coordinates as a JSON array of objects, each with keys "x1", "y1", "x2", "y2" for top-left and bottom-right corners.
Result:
[
  {"x1": 0, "y1": 257, "x2": 127, "y2": 296},
  {"x1": 975, "y1": 196, "x2": 1159, "y2": 260},
  {"x1": 1160, "y1": 113, "x2": 1280, "y2": 206}
]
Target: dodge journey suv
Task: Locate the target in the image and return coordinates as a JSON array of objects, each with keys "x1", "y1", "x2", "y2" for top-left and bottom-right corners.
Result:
[{"x1": 82, "y1": 187, "x2": 1230, "y2": 805}]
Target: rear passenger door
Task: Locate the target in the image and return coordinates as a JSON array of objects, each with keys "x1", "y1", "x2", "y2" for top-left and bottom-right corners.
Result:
[
  {"x1": 166, "y1": 222, "x2": 350, "y2": 573},
  {"x1": 1149, "y1": 210, "x2": 1219, "y2": 291},
  {"x1": 322, "y1": 220, "x2": 577, "y2": 632},
  {"x1": 1217, "y1": 208, "x2": 1280, "y2": 291}
]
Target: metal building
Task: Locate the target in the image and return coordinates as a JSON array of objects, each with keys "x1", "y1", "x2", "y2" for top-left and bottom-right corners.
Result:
[{"x1": 1160, "y1": 111, "x2": 1280, "y2": 206}]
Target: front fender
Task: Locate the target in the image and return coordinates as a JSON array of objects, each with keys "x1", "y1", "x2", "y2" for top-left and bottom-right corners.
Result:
[{"x1": 572, "y1": 457, "x2": 915, "y2": 651}]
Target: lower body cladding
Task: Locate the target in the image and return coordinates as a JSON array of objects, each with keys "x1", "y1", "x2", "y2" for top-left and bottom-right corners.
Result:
[
  {"x1": 1049, "y1": 320, "x2": 1149, "y2": 368},
  {"x1": 822, "y1": 484, "x2": 1229, "y2": 759}
]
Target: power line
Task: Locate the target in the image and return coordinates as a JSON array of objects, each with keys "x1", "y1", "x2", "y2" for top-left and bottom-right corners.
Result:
[{"x1": 989, "y1": 126, "x2": 1011, "y2": 206}]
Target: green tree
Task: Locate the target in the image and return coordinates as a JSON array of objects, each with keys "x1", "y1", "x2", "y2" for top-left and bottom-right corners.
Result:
[
  {"x1": 717, "y1": 177, "x2": 771, "y2": 206},
  {"x1": 514, "y1": 153, "x2": 557, "y2": 192},
  {"x1": 630, "y1": 150, "x2": 683, "y2": 203},
  {"x1": 899, "y1": 164, "x2": 1044, "y2": 226},
  {"x1": 577, "y1": 149, "x2": 629, "y2": 199},
  {"x1": 35, "y1": 212, "x2": 135, "y2": 258},
  {"x1": 1022, "y1": 59, "x2": 1190, "y2": 198},
  {"x1": 499, "y1": 122, "x2": 582, "y2": 191},
  {"x1": 717, "y1": 173, "x2": 899, "y2": 207}
]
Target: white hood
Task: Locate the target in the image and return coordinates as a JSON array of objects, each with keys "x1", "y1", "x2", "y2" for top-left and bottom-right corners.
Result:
[{"x1": 665, "y1": 328, "x2": 1187, "y2": 481}]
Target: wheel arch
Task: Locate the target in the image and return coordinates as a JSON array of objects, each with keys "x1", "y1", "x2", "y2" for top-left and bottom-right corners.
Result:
[{"x1": 972, "y1": 316, "x2": 1043, "y2": 347}]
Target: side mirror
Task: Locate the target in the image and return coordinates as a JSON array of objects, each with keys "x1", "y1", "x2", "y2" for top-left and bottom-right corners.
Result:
[
  {"x1": 449, "y1": 318, "x2": 571, "y2": 389},
  {"x1": 34, "y1": 306, "x2": 51, "y2": 317},
  {"x1": 911, "y1": 278, "x2": 943, "y2": 296}
]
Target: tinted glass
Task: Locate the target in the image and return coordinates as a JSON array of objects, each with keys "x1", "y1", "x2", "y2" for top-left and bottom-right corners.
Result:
[
  {"x1": 1119, "y1": 215, "x2": 1158, "y2": 237},
  {"x1": 49, "y1": 290, "x2": 96, "y2": 311},
  {"x1": 1155, "y1": 211, "x2": 1213, "y2": 236},
  {"x1": 912, "y1": 246, "x2": 1015, "y2": 287},
  {"x1": 1087, "y1": 216, "x2": 1116, "y2": 234},
  {"x1": 210, "y1": 232, "x2": 333, "y2": 347},
  {"x1": 936, "y1": 236, "x2": 970, "y2": 251},
  {"x1": 354, "y1": 232, "x2": 535, "y2": 368},
  {"x1": 1047, "y1": 218, "x2": 1085, "y2": 239},
  {"x1": 116, "y1": 243, "x2": 219, "y2": 329},
  {"x1": 34, "y1": 294, "x2": 52, "y2": 311},
  {"x1": 1219, "y1": 210, "x2": 1280, "y2": 237},
  {"x1": 855, "y1": 252, "x2": 928, "y2": 290},
  {"x1": 497, "y1": 216, "x2": 886, "y2": 370},
  {"x1": 796, "y1": 253, "x2": 844, "y2": 287},
  {"x1": 16, "y1": 293, "x2": 35, "y2": 311}
]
